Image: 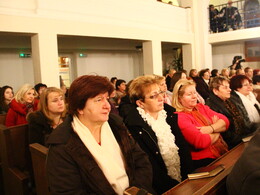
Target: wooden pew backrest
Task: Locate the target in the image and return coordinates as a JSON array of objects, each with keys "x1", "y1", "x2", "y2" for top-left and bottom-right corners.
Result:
[
  {"x1": 29, "y1": 143, "x2": 50, "y2": 195},
  {"x1": 0, "y1": 114, "x2": 6, "y2": 125},
  {"x1": 0, "y1": 124, "x2": 30, "y2": 170},
  {"x1": 0, "y1": 124, "x2": 31, "y2": 195}
]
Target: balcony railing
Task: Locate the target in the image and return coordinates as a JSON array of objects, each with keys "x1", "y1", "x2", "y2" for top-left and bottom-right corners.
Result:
[{"x1": 209, "y1": 0, "x2": 260, "y2": 33}]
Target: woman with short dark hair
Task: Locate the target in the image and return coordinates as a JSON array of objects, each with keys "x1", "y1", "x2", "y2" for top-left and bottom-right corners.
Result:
[
  {"x1": 230, "y1": 75, "x2": 260, "y2": 123},
  {"x1": 47, "y1": 75, "x2": 154, "y2": 195}
]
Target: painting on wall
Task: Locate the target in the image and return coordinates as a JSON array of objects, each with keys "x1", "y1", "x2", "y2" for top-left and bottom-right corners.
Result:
[{"x1": 245, "y1": 40, "x2": 260, "y2": 62}]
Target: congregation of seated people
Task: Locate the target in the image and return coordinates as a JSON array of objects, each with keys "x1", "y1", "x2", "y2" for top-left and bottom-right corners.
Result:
[{"x1": 0, "y1": 64, "x2": 260, "y2": 194}]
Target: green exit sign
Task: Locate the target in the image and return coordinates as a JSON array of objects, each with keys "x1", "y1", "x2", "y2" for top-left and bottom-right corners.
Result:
[{"x1": 19, "y1": 53, "x2": 31, "y2": 58}]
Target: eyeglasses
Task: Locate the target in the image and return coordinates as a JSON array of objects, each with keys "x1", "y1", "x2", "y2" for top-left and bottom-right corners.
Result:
[
  {"x1": 146, "y1": 91, "x2": 164, "y2": 100},
  {"x1": 220, "y1": 85, "x2": 230, "y2": 90}
]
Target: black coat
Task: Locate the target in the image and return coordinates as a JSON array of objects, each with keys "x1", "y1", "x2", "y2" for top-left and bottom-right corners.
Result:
[
  {"x1": 46, "y1": 114, "x2": 155, "y2": 195},
  {"x1": 194, "y1": 77, "x2": 210, "y2": 101},
  {"x1": 28, "y1": 111, "x2": 53, "y2": 146},
  {"x1": 124, "y1": 104, "x2": 193, "y2": 195},
  {"x1": 227, "y1": 129, "x2": 260, "y2": 195},
  {"x1": 206, "y1": 92, "x2": 256, "y2": 149}
]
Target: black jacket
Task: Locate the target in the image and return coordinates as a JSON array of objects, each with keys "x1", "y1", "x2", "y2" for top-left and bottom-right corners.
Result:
[
  {"x1": 46, "y1": 114, "x2": 155, "y2": 195},
  {"x1": 194, "y1": 77, "x2": 210, "y2": 101},
  {"x1": 28, "y1": 111, "x2": 53, "y2": 146},
  {"x1": 124, "y1": 104, "x2": 193, "y2": 194},
  {"x1": 206, "y1": 92, "x2": 256, "y2": 149},
  {"x1": 227, "y1": 129, "x2": 260, "y2": 195}
]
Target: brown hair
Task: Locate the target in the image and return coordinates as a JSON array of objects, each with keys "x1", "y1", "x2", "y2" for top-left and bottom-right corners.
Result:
[
  {"x1": 128, "y1": 75, "x2": 157, "y2": 103},
  {"x1": 68, "y1": 75, "x2": 114, "y2": 115},
  {"x1": 209, "y1": 76, "x2": 229, "y2": 91},
  {"x1": 39, "y1": 87, "x2": 67, "y2": 124},
  {"x1": 230, "y1": 75, "x2": 252, "y2": 91}
]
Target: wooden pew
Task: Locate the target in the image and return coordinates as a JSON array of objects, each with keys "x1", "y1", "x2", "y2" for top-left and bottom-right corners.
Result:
[
  {"x1": 0, "y1": 124, "x2": 32, "y2": 195},
  {"x1": 29, "y1": 143, "x2": 50, "y2": 195},
  {"x1": 0, "y1": 114, "x2": 6, "y2": 125},
  {"x1": 163, "y1": 142, "x2": 248, "y2": 195}
]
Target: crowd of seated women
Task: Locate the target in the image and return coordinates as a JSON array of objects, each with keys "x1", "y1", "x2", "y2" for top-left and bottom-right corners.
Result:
[{"x1": 0, "y1": 65, "x2": 259, "y2": 194}]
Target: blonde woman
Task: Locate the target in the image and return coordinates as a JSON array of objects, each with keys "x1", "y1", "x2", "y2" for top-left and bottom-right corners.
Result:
[
  {"x1": 5, "y1": 84, "x2": 38, "y2": 127},
  {"x1": 28, "y1": 87, "x2": 66, "y2": 146},
  {"x1": 172, "y1": 79, "x2": 230, "y2": 169},
  {"x1": 221, "y1": 68, "x2": 230, "y2": 79}
]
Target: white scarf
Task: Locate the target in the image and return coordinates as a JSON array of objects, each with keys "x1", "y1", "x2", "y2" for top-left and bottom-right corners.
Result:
[
  {"x1": 72, "y1": 115, "x2": 129, "y2": 194},
  {"x1": 137, "y1": 107, "x2": 181, "y2": 182},
  {"x1": 235, "y1": 91, "x2": 260, "y2": 123}
]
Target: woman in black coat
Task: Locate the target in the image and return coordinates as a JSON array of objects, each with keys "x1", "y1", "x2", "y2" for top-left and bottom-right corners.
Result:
[
  {"x1": 46, "y1": 75, "x2": 155, "y2": 195},
  {"x1": 124, "y1": 75, "x2": 193, "y2": 194},
  {"x1": 28, "y1": 87, "x2": 66, "y2": 146}
]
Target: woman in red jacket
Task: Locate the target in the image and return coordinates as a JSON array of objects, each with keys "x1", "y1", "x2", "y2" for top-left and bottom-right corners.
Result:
[
  {"x1": 172, "y1": 79, "x2": 230, "y2": 169},
  {"x1": 5, "y1": 84, "x2": 38, "y2": 127}
]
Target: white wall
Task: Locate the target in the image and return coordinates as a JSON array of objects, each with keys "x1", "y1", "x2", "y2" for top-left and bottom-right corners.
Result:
[
  {"x1": 76, "y1": 51, "x2": 143, "y2": 83},
  {"x1": 0, "y1": 50, "x2": 143, "y2": 90},
  {"x1": 0, "y1": 52, "x2": 34, "y2": 92},
  {"x1": 212, "y1": 43, "x2": 259, "y2": 70}
]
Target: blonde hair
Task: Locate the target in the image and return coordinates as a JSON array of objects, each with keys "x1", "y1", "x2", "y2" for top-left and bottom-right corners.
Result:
[
  {"x1": 172, "y1": 79, "x2": 196, "y2": 112},
  {"x1": 14, "y1": 84, "x2": 35, "y2": 104},
  {"x1": 39, "y1": 87, "x2": 66, "y2": 124},
  {"x1": 128, "y1": 75, "x2": 157, "y2": 103},
  {"x1": 153, "y1": 75, "x2": 165, "y2": 83},
  {"x1": 221, "y1": 68, "x2": 229, "y2": 77}
]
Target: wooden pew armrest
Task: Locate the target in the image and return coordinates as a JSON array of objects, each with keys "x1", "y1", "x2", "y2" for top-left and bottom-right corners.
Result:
[{"x1": 8, "y1": 167, "x2": 29, "y2": 181}]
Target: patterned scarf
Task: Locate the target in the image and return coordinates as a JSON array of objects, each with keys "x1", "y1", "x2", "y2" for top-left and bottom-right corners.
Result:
[{"x1": 224, "y1": 99, "x2": 245, "y2": 134}]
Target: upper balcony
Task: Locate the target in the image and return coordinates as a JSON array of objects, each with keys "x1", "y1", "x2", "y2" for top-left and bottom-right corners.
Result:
[{"x1": 209, "y1": 0, "x2": 260, "y2": 45}]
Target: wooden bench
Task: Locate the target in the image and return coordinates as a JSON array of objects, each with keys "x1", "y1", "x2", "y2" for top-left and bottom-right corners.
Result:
[
  {"x1": 0, "y1": 114, "x2": 6, "y2": 125},
  {"x1": 163, "y1": 142, "x2": 248, "y2": 195},
  {"x1": 0, "y1": 124, "x2": 32, "y2": 195},
  {"x1": 29, "y1": 143, "x2": 50, "y2": 195}
]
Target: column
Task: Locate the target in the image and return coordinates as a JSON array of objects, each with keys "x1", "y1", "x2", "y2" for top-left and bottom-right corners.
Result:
[
  {"x1": 31, "y1": 33, "x2": 60, "y2": 87},
  {"x1": 142, "y1": 40, "x2": 163, "y2": 75},
  {"x1": 180, "y1": 0, "x2": 213, "y2": 70}
]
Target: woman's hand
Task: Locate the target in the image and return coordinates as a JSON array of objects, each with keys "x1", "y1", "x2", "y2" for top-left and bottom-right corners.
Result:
[
  {"x1": 212, "y1": 115, "x2": 219, "y2": 124},
  {"x1": 197, "y1": 126, "x2": 213, "y2": 134}
]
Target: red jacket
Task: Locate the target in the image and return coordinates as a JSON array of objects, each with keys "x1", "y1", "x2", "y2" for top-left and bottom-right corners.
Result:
[
  {"x1": 5, "y1": 99, "x2": 39, "y2": 127},
  {"x1": 176, "y1": 103, "x2": 230, "y2": 160}
]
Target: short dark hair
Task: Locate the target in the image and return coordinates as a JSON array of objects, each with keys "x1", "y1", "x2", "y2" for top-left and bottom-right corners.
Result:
[
  {"x1": 68, "y1": 75, "x2": 114, "y2": 115},
  {"x1": 34, "y1": 83, "x2": 47, "y2": 94},
  {"x1": 209, "y1": 76, "x2": 229, "y2": 91},
  {"x1": 110, "y1": 77, "x2": 117, "y2": 83},
  {"x1": 211, "y1": 69, "x2": 219, "y2": 77},
  {"x1": 230, "y1": 75, "x2": 252, "y2": 91},
  {"x1": 253, "y1": 75, "x2": 260, "y2": 85},
  {"x1": 199, "y1": 69, "x2": 208, "y2": 78},
  {"x1": 115, "y1": 79, "x2": 126, "y2": 90}
]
